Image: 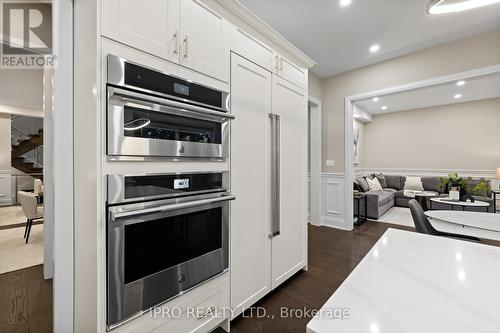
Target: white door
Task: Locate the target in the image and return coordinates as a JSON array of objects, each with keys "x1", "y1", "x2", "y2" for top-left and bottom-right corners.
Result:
[
  {"x1": 101, "y1": 0, "x2": 179, "y2": 62},
  {"x1": 180, "y1": 0, "x2": 229, "y2": 82},
  {"x1": 271, "y1": 75, "x2": 308, "y2": 289},
  {"x1": 230, "y1": 54, "x2": 272, "y2": 318}
]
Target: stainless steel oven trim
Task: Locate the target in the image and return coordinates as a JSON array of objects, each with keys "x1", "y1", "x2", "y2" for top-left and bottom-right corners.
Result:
[
  {"x1": 107, "y1": 88, "x2": 230, "y2": 158},
  {"x1": 110, "y1": 195, "x2": 235, "y2": 220},
  {"x1": 109, "y1": 86, "x2": 235, "y2": 122},
  {"x1": 107, "y1": 193, "x2": 231, "y2": 329},
  {"x1": 107, "y1": 54, "x2": 230, "y2": 113},
  {"x1": 107, "y1": 268, "x2": 229, "y2": 331},
  {"x1": 107, "y1": 172, "x2": 230, "y2": 205}
]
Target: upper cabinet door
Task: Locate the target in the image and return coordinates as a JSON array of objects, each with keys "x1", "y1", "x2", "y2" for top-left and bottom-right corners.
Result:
[
  {"x1": 101, "y1": 0, "x2": 179, "y2": 61},
  {"x1": 179, "y1": 0, "x2": 229, "y2": 82},
  {"x1": 275, "y1": 55, "x2": 308, "y2": 90},
  {"x1": 271, "y1": 75, "x2": 307, "y2": 290}
]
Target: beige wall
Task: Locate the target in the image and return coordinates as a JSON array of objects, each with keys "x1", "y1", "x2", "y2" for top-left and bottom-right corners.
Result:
[
  {"x1": 363, "y1": 98, "x2": 500, "y2": 170},
  {"x1": 322, "y1": 28, "x2": 500, "y2": 173},
  {"x1": 0, "y1": 68, "x2": 43, "y2": 110},
  {"x1": 308, "y1": 72, "x2": 322, "y2": 101},
  {"x1": 0, "y1": 114, "x2": 11, "y2": 170}
]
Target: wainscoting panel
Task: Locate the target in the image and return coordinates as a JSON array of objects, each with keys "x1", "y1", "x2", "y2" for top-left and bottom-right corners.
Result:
[
  {"x1": 0, "y1": 171, "x2": 12, "y2": 206},
  {"x1": 321, "y1": 173, "x2": 350, "y2": 230}
]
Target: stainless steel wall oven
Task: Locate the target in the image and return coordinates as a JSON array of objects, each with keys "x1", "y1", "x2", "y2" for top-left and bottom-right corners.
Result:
[
  {"x1": 106, "y1": 55, "x2": 233, "y2": 159},
  {"x1": 106, "y1": 172, "x2": 233, "y2": 329}
]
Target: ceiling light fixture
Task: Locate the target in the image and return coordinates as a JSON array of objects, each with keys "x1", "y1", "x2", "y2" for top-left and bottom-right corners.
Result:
[
  {"x1": 456, "y1": 80, "x2": 466, "y2": 86},
  {"x1": 454, "y1": 94, "x2": 462, "y2": 99},
  {"x1": 427, "y1": 0, "x2": 500, "y2": 15},
  {"x1": 369, "y1": 44, "x2": 380, "y2": 53},
  {"x1": 381, "y1": 106, "x2": 388, "y2": 110},
  {"x1": 372, "y1": 97, "x2": 379, "y2": 102},
  {"x1": 340, "y1": 0, "x2": 352, "y2": 7}
]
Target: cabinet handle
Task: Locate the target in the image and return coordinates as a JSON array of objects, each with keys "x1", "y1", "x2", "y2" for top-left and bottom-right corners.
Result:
[
  {"x1": 197, "y1": 306, "x2": 216, "y2": 319},
  {"x1": 275, "y1": 55, "x2": 280, "y2": 72},
  {"x1": 269, "y1": 113, "x2": 281, "y2": 238},
  {"x1": 183, "y1": 35, "x2": 189, "y2": 59},
  {"x1": 173, "y1": 31, "x2": 179, "y2": 55},
  {"x1": 279, "y1": 57, "x2": 284, "y2": 71}
]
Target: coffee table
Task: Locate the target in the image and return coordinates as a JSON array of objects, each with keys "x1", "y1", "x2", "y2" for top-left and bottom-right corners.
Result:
[
  {"x1": 412, "y1": 191, "x2": 438, "y2": 211},
  {"x1": 430, "y1": 197, "x2": 490, "y2": 212}
]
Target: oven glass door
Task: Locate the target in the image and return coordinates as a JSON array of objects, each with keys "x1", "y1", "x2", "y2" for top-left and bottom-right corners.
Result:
[
  {"x1": 107, "y1": 86, "x2": 231, "y2": 159},
  {"x1": 107, "y1": 194, "x2": 231, "y2": 328},
  {"x1": 124, "y1": 206, "x2": 222, "y2": 284}
]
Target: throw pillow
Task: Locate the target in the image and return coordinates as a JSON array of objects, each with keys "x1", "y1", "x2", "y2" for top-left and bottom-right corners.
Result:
[
  {"x1": 353, "y1": 180, "x2": 364, "y2": 192},
  {"x1": 404, "y1": 176, "x2": 424, "y2": 191},
  {"x1": 366, "y1": 176, "x2": 383, "y2": 191},
  {"x1": 373, "y1": 173, "x2": 387, "y2": 188},
  {"x1": 468, "y1": 178, "x2": 492, "y2": 197},
  {"x1": 355, "y1": 177, "x2": 369, "y2": 192}
]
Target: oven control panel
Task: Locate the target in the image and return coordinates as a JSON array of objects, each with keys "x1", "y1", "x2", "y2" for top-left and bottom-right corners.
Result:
[{"x1": 174, "y1": 178, "x2": 190, "y2": 189}]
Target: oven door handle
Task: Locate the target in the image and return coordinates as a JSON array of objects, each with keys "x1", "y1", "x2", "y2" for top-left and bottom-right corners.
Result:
[
  {"x1": 110, "y1": 195, "x2": 236, "y2": 221},
  {"x1": 108, "y1": 86, "x2": 235, "y2": 122}
]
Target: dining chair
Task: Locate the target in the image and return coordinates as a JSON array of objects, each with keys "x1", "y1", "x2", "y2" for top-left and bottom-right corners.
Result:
[
  {"x1": 18, "y1": 191, "x2": 44, "y2": 244},
  {"x1": 34, "y1": 179, "x2": 43, "y2": 196},
  {"x1": 409, "y1": 199, "x2": 480, "y2": 242}
]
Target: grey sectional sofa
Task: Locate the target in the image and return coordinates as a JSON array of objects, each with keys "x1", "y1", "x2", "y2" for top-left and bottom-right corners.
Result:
[{"x1": 354, "y1": 174, "x2": 494, "y2": 220}]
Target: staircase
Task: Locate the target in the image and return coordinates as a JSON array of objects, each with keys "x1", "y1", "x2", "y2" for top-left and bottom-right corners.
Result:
[{"x1": 11, "y1": 116, "x2": 44, "y2": 180}]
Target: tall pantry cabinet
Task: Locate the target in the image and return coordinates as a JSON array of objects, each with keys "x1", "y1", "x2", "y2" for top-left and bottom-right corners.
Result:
[{"x1": 230, "y1": 53, "x2": 308, "y2": 318}]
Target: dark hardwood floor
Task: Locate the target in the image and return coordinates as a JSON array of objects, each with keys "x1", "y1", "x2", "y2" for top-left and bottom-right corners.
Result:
[
  {"x1": 219, "y1": 221, "x2": 413, "y2": 333},
  {"x1": 1, "y1": 221, "x2": 497, "y2": 333},
  {"x1": 0, "y1": 265, "x2": 52, "y2": 333}
]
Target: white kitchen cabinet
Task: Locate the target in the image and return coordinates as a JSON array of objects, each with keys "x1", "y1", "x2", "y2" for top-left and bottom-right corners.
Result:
[
  {"x1": 274, "y1": 54, "x2": 308, "y2": 90},
  {"x1": 179, "y1": 0, "x2": 229, "y2": 81},
  {"x1": 101, "y1": 0, "x2": 229, "y2": 81},
  {"x1": 231, "y1": 27, "x2": 276, "y2": 72},
  {"x1": 230, "y1": 54, "x2": 272, "y2": 319},
  {"x1": 230, "y1": 54, "x2": 307, "y2": 317},
  {"x1": 271, "y1": 75, "x2": 308, "y2": 289},
  {"x1": 101, "y1": 0, "x2": 179, "y2": 62}
]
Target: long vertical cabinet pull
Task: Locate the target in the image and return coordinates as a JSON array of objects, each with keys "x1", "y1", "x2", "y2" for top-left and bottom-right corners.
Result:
[{"x1": 269, "y1": 113, "x2": 281, "y2": 237}]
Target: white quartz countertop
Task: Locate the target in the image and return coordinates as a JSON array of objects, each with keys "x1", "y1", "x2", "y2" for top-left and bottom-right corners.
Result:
[
  {"x1": 307, "y1": 228, "x2": 500, "y2": 333},
  {"x1": 426, "y1": 211, "x2": 500, "y2": 232}
]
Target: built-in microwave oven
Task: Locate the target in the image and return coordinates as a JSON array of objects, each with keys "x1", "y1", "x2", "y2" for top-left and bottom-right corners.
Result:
[{"x1": 106, "y1": 55, "x2": 233, "y2": 160}]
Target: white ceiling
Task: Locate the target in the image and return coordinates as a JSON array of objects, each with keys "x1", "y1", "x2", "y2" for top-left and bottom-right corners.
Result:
[
  {"x1": 238, "y1": 0, "x2": 500, "y2": 78},
  {"x1": 354, "y1": 72, "x2": 500, "y2": 114}
]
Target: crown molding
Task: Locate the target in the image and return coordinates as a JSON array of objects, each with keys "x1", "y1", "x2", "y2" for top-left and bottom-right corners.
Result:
[{"x1": 215, "y1": 0, "x2": 316, "y2": 69}]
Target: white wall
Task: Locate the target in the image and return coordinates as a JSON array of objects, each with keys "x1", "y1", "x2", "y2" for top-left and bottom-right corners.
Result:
[
  {"x1": 0, "y1": 114, "x2": 12, "y2": 205},
  {"x1": 321, "y1": 27, "x2": 500, "y2": 173},
  {"x1": 0, "y1": 68, "x2": 43, "y2": 110},
  {"x1": 362, "y1": 98, "x2": 500, "y2": 170}
]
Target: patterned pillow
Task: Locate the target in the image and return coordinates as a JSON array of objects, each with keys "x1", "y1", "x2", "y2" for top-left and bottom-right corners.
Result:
[
  {"x1": 366, "y1": 177, "x2": 383, "y2": 191},
  {"x1": 372, "y1": 173, "x2": 387, "y2": 188},
  {"x1": 355, "y1": 177, "x2": 369, "y2": 192}
]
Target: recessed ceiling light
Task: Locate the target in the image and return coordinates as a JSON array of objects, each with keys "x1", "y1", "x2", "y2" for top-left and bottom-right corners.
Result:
[
  {"x1": 456, "y1": 80, "x2": 466, "y2": 86},
  {"x1": 427, "y1": 0, "x2": 500, "y2": 15},
  {"x1": 340, "y1": 0, "x2": 352, "y2": 7},
  {"x1": 454, "y1": 94, "x2": 462, "y2": 99},
  {"x1": 372, "y1": 97, "x2": 379, "y2": 102},
  {"x1": 381, "y1": 106, "x2": 388, "y2": 110},
  {"x1": 369, "y1": 44, "x2": 380, "y2": 53}
]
